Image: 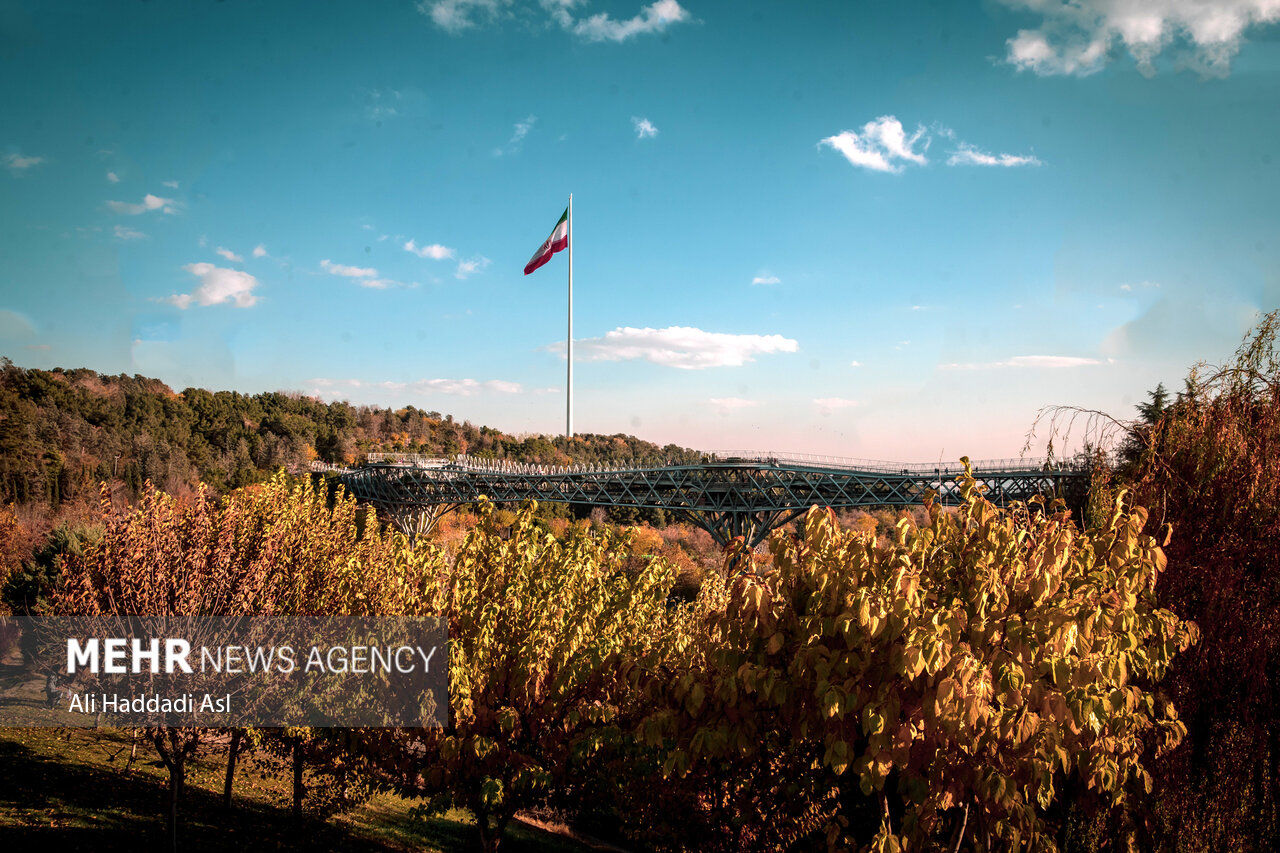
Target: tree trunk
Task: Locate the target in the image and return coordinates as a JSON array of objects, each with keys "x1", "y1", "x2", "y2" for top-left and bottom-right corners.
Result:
[
  {"x1": 291, "y1": 741, "x2": 305, "y2": 819},
  {"x1": 223, "y1": 729, "x2": 242, "y2": 810},
  {"x1": 476, "y1": 809, "x2": 510, "y2": 853},
  {"x1": 951, "y1": 802, "x2": 969, "y2": 853},
  {"x1": 167, "y1": 755, "x2": 185, "y2": 853}
]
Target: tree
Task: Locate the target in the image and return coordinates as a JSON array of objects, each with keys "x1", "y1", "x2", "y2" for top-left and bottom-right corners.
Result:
[
  {"x1": 46, "y1": 474, "x2": 436, "y2": 848},
  {"x1": 1118, "y1": 383, "x2": 1171, "y2": 471},
  {"x1": 365, "y1": 500, "x2": 679, "y2": 852},
  {"x1": 1128, "y1": 310, "x2": 1280, "y2": 849}
]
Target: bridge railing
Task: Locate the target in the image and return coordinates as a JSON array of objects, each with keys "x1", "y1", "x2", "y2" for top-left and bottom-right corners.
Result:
[
  {"x1": 365, "y1": 453, "x2": 453, "y2": 467},
  {"x1": 708, "y1": 451, "x2": 1080, "y2": 475},
  {"x1": 347, "y1": 451, "x2": 1086, "y2": 477}
]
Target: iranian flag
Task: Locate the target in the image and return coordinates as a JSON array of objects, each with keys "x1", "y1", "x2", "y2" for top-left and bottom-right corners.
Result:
[{"x1": 523, "y1": 208, "x2": 568, "y2": 275}]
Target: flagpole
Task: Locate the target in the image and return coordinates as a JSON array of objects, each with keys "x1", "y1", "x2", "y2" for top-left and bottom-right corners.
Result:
[{"x1": 566, "y1": 193, "x2": 573, "y2": 438}]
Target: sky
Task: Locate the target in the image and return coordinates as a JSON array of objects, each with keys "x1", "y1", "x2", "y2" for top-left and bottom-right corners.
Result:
[{"x1": 1, "y1": 0, "x2": 1278, "y2": 460}]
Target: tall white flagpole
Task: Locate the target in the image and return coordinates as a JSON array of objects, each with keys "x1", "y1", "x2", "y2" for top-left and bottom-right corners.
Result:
[{"x1": 566, "y1": 193, "x2": 573, "y2": 438}]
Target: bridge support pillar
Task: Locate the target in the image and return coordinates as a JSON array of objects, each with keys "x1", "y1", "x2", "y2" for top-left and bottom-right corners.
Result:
[
  {"x1": 678, "y1": 508, "x2": 808, "y2": 553},
  {"x1": 381, "y1": 503, "x2": 458, "y2": 545}
]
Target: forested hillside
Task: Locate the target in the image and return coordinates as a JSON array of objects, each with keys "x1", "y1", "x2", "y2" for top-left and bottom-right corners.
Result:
[{"x1": 0, "y1": 358, "x2": 698, "y2": 508}]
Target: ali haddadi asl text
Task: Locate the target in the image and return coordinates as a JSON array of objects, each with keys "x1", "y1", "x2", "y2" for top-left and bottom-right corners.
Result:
[{"x1": 66, "y1": 692, "x2": 231, "y2": 715}]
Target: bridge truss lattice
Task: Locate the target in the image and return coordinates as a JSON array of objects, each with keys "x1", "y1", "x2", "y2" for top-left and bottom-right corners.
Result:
[{"x1": 321, "y1": 452, "x2": 1090, "y2": 549}]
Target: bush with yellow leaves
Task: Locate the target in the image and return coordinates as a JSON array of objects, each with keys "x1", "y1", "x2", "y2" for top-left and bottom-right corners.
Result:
[{"x1": 639, "y1": 461, "x2": 1196, "y2": 852}]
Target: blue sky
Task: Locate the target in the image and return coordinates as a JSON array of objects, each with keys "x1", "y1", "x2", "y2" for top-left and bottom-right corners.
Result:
[{"x1": 2, "y1": 0, "x2": 1278, "y2": 459}]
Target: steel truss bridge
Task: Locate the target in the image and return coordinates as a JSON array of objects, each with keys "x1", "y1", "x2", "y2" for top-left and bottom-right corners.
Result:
[{"x1": 318, "y1": 452, "x2": 1090, "y2": 549}]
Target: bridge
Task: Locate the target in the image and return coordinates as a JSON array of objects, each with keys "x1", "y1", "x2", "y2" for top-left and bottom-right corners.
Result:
[{"x1": 317, "y1": 452, "x2": 1090, "y2": 549}]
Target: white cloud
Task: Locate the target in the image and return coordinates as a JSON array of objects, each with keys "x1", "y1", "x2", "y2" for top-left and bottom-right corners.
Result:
[
  {"x1": 216, "y1": 247, "x2": 243, "y2": 263},
  {"x1": 252, "y1": 244, "x2": 268, "y2": 258},
  {"x1": 849, "y1": 360, "x2": 862, "y2": 367},
  {"x1": 108, "y1": 193, "x2": 178, "y2": 215},
  {"x1": 404, "y1": 239, "x2": 456, "y2": 260},
  {"x1": 940, "y1": 355, "x2": 1104, "y2": 370},
  {"x1": 1120, "y1": 280, "x2": 1160, "y2": 291},
  {"x1": 168, "y1": 263, "x2": 259, "y2": 309},
  {"x1": 494, "y1": 115, "x2": 536, "y2": 156},
  {"x1": 751, "y1": 274, "x2": 781, "y2": 286},
  {"x1": 162, "y1": 180, "x2": 179, "y2": 189},
  {"x1": 420, "y1": 0, "x2": 691, "y2": 42},
  {"x1": 310, "y1": 376, "x2": 524, "y2": 397},
  {"x1": 998, "y1": 0, "x2": 1280, "y2": 77},
  {"x1": 106, "y1": 171, "x2": 120, "y2": 183},
  {"x1": 554, "y1": 325, "x2": 799, "y2": 370},
  {"x1": 565, "y1": 0, "x2": 691, "y2": 42},
  {"x1": 947, "y1": 144, "x2": 1042, "y2": 167},
  {"x1": 709, "y1": 397, "x2": 759, "y2": 414},
  {"x1": 365, "y1": 88, "x2": 403, "y2": 120},
  {"x1": 418, "y1": 0, "x2": 509, "y2": 33},
  {"x1": 319, "y1": 259, "x2": 409, "y2": 288},
  {"x1": 1006, "y1": 28, "x2": 1109, "y2": 75},
  {"x1": 113, "y1": 225, "x2": 147, "y2": 240},
  {"x1": 321, "y1": 259, "x2": 378, "y2": 278},
  {"x1": 814, "y1": 397, "x2": 858, "y2": 414},
  {"x1": 820, "y1": 116, "x2": 930, "y2": 173},
  {"x1": 4, "y1": 152, "x2": 44, "y2": 172},
  {"x1": 632, "y1": 116, "x2": 659, "y2": 139},
  {"x1": 455, "y1": 256, "x2": 492, "y2": 279},
  {"x1": 406, "y1": 378, "x2": 518, "y2": 396},
  {"x1": 822, "y1": 116, "x2": 1042, "y2": 175}
]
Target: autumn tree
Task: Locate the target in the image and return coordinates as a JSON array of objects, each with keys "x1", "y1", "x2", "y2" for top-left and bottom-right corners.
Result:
[
  {"x1": 47, "y1": 474, "x2": 437, "y2": 848},
  {"x1": 365, "y1": 500, "x2": 679, "y2": 852},
  {"x1": 1126, "y1": 310, "x2": 1280, "y2": 849}
]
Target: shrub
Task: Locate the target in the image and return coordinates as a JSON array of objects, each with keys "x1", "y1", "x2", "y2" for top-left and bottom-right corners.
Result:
[{"x1": 640, "y1": 464, "x2": 1195, "y2": 851}]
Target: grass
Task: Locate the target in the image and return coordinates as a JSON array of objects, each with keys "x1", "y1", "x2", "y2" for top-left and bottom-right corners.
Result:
[{"x1": 0, "y1": 725, "x2": 594, "y2": 852}]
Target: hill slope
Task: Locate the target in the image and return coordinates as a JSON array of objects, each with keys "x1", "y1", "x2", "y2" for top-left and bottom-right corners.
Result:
[{"x1": 0, "y1": 359, "x2": 698, "y2": 508}]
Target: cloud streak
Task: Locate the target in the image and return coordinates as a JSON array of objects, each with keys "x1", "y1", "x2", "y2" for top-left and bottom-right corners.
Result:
[
  {"x1": 814, "y1": 397, "x2": 858, "y2": 414},
  {"x1": 564, "y1": 0, "x2": 690, "y2": 42},
  {"x1": 321, "y1": 259, "x2": 378, "y2": 278},
  {"x1": 419, "y1": 0, "x2": 691, "y2": 42},
  {"x1": 320, "y1": 259, "x2": 408, "y2": 289},
  {"x1": 108, "y1": 193, "x2": 179, "y2": 215},
  {"x1": 709, "y1": 397, "x2": 759, "y2": 413},
  {"x1": 309, "y1": 376, "x2": 524, "y2": 397},
  {"x1": 494, "y1": 115, "x2": 535, "y2": 156},
  {"x1": 822, "y1": 116, "x2": 1041, "y2": 173},
  {"x1": 947, "y1": 144, "x2": 1042, "y2": 167},
  {"x1": 552, "y1": 325, "x2": 799, "y2": 369},
  {"x1": 4, "y1": 152, "x2": 44, "y2": 173},
  {"x1": 939, "y1": 355, "x2": 1104, "y2": 370},
  {"x1": 113, "y1": 225, "x2": 147, "y2": 241}
]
